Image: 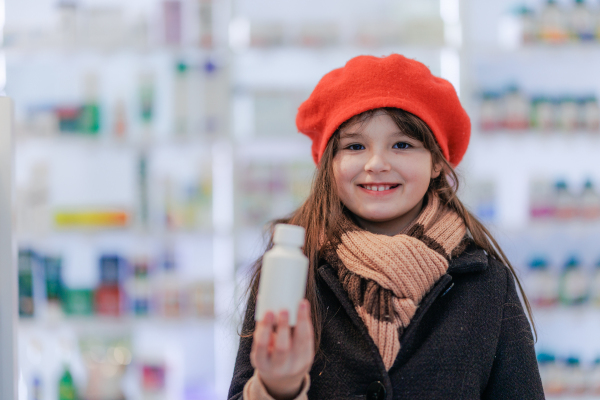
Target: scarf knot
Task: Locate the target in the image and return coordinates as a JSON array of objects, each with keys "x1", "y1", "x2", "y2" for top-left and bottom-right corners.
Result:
[{"x1": 322, "y1": 194, "x2": 469, "y2": 370}]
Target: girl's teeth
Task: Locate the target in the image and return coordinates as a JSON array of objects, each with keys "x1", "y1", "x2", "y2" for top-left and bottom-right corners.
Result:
[{"x1": 364, "y1": 185, "x2": 393, "y2": 191}]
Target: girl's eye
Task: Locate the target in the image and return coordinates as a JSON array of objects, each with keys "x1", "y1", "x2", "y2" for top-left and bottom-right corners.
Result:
[
  {"x1": 393, "y1": 142, "x2": 411, "y2": 149},
  {"x1": 346, "y1": 144, "x2": 365, "y2": 151}
]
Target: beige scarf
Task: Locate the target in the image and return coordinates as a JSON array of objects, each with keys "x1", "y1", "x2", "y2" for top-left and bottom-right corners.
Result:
[{"x1": 322, "y1": 194, "x2": 469, "y2": 370}]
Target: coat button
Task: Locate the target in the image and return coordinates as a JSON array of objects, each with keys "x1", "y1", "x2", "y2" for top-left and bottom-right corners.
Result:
[{"x1": 366, "y1": 381, "x2": 386, "y2": 400}]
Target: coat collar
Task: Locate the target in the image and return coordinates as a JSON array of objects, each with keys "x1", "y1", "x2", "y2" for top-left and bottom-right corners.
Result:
[{"x1": 447, "y1": 241, "x2": 489, "y2": 275}]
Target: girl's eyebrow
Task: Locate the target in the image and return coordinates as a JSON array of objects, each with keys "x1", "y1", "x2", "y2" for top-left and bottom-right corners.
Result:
[
  {"x1": 339, "y1": 130, "x2": 412, "y2": 139},
  {"x1": 339, "y1": 131, "x2": 363, "y2": 139}
]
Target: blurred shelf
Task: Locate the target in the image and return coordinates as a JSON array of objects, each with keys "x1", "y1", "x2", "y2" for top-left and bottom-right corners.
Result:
[
  {"x1": 19, "y1": 315, "x2": 215, "y2": 333},
  {"x1": 233, "y1": 45, "x2": 446, "y2": 89},
  {"x1": 4, "y1": 46, "x2": 225, "y2": 60},
  {"x1": 466, "y1": 134, "x2": 600, "y2": 176},
  {"x1": 16, "y1": 229, "x2": 214, "y2": 241},
  {"x1": 533, "y1": 306, "x2": 600, "y2": 317},
  {"x1": 476, "y1": 130, "x2": 600, "y2": 137},
  {"x1": 472, "y1": 44, "x2": 600, "y2": 58},
  {"x1": 14, "y1": 134, "x2": 223, "y2": 150},
  {"x1": 234, "y1": 136, "x2": 313, "y2": 161}
]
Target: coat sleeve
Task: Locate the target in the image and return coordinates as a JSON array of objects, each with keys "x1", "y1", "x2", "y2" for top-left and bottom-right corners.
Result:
[
  {"x1": 228, "y1": 292, "x2": 258, "y2": 399},
  {"x1": 227, "y1": 293, "x2": 311, "y2": 400},
  {"x1": 482, "y1": 266, "x2": 545, "y2": 399}
]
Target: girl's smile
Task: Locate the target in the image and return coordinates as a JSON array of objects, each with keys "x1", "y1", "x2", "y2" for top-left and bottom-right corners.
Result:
[
  {"x1": 333, "y1": 112, "x2": 441, "y2": 236},
  {"x1": 357, "y1": 183, "x2": 400, "y2": 195}
]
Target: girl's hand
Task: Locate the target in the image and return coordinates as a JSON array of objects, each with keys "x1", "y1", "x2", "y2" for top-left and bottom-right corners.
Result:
[{"x1": 250, "y1": 299, "x2": 315, "y2": 400}]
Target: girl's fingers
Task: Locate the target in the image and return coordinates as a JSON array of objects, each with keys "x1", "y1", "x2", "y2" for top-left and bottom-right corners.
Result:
[
  {"x1": 251, "y1": 311, "x2": 275, "y2": 369},
  {"x1": 292, "y1": 300, "x2": 314, "y2": 358},
  {"x1": 271, "y1": 310, "x2": 291, "y2": 366}
]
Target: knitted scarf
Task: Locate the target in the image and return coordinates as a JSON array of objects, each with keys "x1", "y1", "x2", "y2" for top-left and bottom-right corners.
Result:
[{"x1": 321, "y1": 194, "x2": 469, "y2": 370}]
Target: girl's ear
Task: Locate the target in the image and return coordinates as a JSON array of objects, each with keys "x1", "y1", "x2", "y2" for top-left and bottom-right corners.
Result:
[{"x1": 431, "y1": 161, "x2": 443, "y2": 179}]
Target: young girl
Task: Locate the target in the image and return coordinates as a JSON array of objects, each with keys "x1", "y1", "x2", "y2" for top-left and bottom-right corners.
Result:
[{"x1": 228, "y1": 54, "x2": 544, "y2": 400}]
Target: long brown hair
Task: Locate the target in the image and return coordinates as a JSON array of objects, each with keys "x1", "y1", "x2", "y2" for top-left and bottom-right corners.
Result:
[{"x1": 242, "y1": 107, "x2": 536, "y2": 350}]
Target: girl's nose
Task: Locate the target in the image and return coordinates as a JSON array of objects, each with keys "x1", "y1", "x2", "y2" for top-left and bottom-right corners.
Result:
[{"x1": 364, "y1": 152, "x2": 391, "y2": 173}]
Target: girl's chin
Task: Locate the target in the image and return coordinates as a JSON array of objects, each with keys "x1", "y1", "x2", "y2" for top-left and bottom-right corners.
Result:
[{"x1": 354, "y1": 211, "x2": 406, "y2": 223}]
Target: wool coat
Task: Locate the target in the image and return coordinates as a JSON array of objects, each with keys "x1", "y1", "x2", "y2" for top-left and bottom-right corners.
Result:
[{"x1": 228, "y1": 243, "x2": 545, "y2": 400}]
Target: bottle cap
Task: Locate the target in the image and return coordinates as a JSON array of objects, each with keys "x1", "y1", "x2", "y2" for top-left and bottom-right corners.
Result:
[
  {"x1": 537, "y1": 352, "x2": 555, "y2": 364},
  {"x1": 529, "y1": 257, "x2": 548, "y2": 270},
  {"x1": 273, "y1": 224, "x2": 305, "y2": 247}
]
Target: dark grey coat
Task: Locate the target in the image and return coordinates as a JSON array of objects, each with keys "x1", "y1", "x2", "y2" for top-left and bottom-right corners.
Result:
[{"x1": 228, "y1": 243, "x2": 545, "y2": 399}]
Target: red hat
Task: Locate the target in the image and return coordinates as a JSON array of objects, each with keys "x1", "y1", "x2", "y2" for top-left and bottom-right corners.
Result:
[{"x1": 296, "y1": 54, "x2": 471, "y2": 166}]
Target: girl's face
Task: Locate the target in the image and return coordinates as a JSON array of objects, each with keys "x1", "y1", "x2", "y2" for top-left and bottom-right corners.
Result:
[{"x1": 333, "y1": 112, "x2": 441, "y2": 236}]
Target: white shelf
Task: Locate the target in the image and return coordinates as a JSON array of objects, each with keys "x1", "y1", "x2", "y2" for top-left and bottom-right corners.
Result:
[
  {"x1": 19, "y1": 316, "x2": 215, "y2": 334},
  {"x1": 233, "y1": 45, "x2": 446, "y2": 89}
]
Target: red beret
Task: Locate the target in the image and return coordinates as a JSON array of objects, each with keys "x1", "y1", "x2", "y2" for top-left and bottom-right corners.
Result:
[{"x1": 296, "y1": 54, "x2": 471, "y2": 167}]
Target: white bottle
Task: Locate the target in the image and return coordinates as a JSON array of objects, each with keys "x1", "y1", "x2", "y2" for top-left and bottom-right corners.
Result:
[{"x1": 255, "y1": 224, "x2": 309, "y2": 326}]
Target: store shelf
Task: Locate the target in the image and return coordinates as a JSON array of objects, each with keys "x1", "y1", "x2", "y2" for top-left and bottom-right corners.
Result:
[
  {"x1": 233, "y1": 45, "x2": 446, "y2": 89},
  {"x1": 19, "y1": 315, "x2": 215, "y2": 334},
  {"x1": 468, "y1": 134, "x2": 600, "y2": 176}
]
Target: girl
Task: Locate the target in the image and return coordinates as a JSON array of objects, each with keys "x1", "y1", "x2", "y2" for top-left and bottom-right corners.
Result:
[{"x1": 228, "y1": 54, "x2": 544, "y2": 400}]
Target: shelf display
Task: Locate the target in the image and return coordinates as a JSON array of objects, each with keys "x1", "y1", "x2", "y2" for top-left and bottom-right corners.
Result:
[
  {"x1": 530, "y1": 178, "x2": 600, "y2": 222},
  {"x1": 236, "y1": 161, "x2": 314, "y2": 229},
  {"x1": 17, "y1": 246, "x2": 215, "y2": 320},
  {"x1": 511, "y1": 0, "x2": 600, "y2": 46},
  {"x1": 524, "y1": 254, "x2": 600, "y2": 309},
  {"x1": 5, "y1": 0, "x2": 600, "y2": 398},
  {"x1": 538, "y1": 353, "x2": 600, "y2": 396},
  {"x1": 479, "y1": 85, "x2": 600, "y2": 133}
]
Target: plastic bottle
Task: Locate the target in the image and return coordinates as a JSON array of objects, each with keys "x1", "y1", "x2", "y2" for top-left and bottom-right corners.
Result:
[
  {"x1": 580, "y1": 179, "x2": 600, "y2": 220},
  {"x1": 537, "y1": 352, "x2": 565, "y2": 395},
  {"x1": 18, "y1": 249, "x2": 36, "y2": 317},
  {"x1": 559, "y1": 97, "x2": 580, "y2": 131},
  {"x1": 539, "y1": 0, "x2": 569, "y2": 44},
  {"x1": 564, "y1": 356, "x2": 587, "y2": 393},
  {"x1": 554, "y1": 180, "x2": 577, "y2": 220},
  {"x1": 95, "y1": 255, "x2": 124, "y2": 316},
  {"x1": 173, "y1": 61, "x2": 188, "y2": 137},
  {"x1": 138, "y1": 71, "x2": 155, "y2": 132},
  {"x1": 503, "y1": 85, "x2": 530, "y2": 130},
  {"x1": 589, "y1": 357, "x2": 600, "y2": 394},
  {"x1": 129, "y1": 257, "x2": 151, "y2": 316},
  {"x1": 517, "y1": 6, "x2": 537, "y2": 44},
  {"x1": 570, "y1": 0, "x2": 595, "y2": 42},
  {"x1": 559, "y1": 256, "x2": 589, "y2": 305},
  {"x1": 582, "y1": 95, "x2": 600, "y2": 131},
  {"x1": 480, "y1": 91, "x2": 501, "y2": 131},
  {"x1": 526, "y1": 257, "x2": 558, "y2": 307},
  {"x1": 531, "y1": 96, "x2": 556, "y2": 131},
  {"x1": 79, "y1": 73, "x2": 101, "y2": 135},
  {"x1": 112, "y1": 99, "x2": 127, "y2": 139},
  {"x1": 530, "y1": 179, "x2": 555, "y2": 220},
  {"x1": 32, "y1": 376, "x2": 42, "y2": 400},
  {"x1": 255, "y1": 224, "x2": 309, "y2": 326},
  {"x1": 158, "y1": 248, "x2": 182, "y2": 317},
  {"x1": 58, "y1": 366, "x2": 76, "y2": 400}
]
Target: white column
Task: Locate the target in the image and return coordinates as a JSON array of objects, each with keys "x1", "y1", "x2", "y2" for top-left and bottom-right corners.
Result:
[
  {"x1": 212, "y1": 139, "x2": 237, "y2": 397},
  {"x1": 0, "y1": 97, "x2": 17, "y2": 400}
]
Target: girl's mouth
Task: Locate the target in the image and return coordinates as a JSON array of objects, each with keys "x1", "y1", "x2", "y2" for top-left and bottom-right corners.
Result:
[{"x1": 358, "y1": 184, "x2": 400, "y2": 192}]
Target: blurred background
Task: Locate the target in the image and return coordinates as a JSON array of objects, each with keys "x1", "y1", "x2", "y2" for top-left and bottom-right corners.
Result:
[{"x1": 3, "y1": 0, "x2": 600, "y2": 398}]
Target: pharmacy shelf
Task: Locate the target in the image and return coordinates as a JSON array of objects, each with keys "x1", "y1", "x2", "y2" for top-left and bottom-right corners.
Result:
[
  {"x1": 233, "y1": 136, "x2": 313, "y2": 161},
  {"x1": 471, "y1": 44, "x2": 600, "y2": 57},
  {"x1": 19, "y1": 316, "x2": 215, "y2": 334},
  {"x1": 233, "y1": 46, "x2": 446, "y2": 89},
  {"x1": 14, "y1": 134, "x2": 222, "y2": 147}
]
